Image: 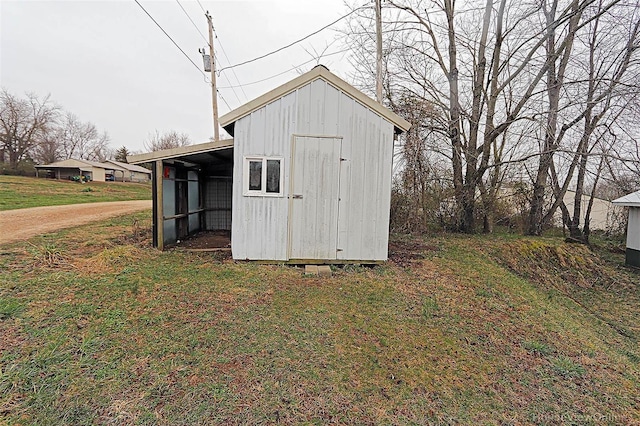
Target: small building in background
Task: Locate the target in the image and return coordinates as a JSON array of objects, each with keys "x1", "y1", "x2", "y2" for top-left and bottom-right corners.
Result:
[
  {"x1": 35, "y1": 158, "x2": 125, "y2": 182},
  {"x1": 613, "y1": 190, "x2": 640, "y2": 267},
  {"x1": 102, "y1": 159, "x2": 151, "y2": 183},
  {"x1": 128, "y1": 65, "x2": 411, "y2": 263},
  {"x1": 558, "y1": 190, "x2": 622, "y2": 231}
]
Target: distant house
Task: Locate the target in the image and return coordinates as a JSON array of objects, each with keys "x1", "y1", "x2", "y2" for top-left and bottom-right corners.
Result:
[
  {"x1": 557, "y1": 190, "x2": 622, "y2": 231},
  {"x1": 102, "y1": 159, "x2": 151, "y2": 183},
  {"x1": 128, "y1": 65, "x2": 411, "y2": 262},
  {"x1": 612, "y1": 190, "x2": 640, "y2": 267},
  {"x1": 35, "y1": 158, "x2": 125, "y2": 182}
]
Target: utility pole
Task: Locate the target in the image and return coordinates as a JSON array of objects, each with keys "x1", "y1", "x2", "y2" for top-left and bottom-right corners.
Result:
[
  {"x1": 206, "y1": 11, "x2": 220, "y2": 141},
  {"x1": 375, "y1": 0, "x2": 383, "y2": 103}
]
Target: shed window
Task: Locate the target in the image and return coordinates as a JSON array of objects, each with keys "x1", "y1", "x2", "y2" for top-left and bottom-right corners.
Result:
[
  {"x1": 244, "y1": 156, "x2": 283, "y2": 196},
  {"x1": 249, "y1": 161, "x2": 262, "y2": 191}
]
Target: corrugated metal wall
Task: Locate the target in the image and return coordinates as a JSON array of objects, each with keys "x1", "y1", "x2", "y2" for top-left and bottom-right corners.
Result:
[
  {"x1": 162, "y1": 166, "x2": 176, "y2": 245},
  {"x1": 628, "y1": 207, "x2": 640, "y2": 251},
  {"x1": 232, "y1": 78, "x2": 394, "y2": 261},
  {"x1": 205, "y1": 178, "x2": 232, "y2": 230}
]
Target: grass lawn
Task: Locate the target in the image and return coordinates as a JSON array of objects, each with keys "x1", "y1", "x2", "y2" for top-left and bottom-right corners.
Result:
[
  {"x1": 0, "y1": 214, "x2": 638, "y2": 424},
  {"x1": 0, "y1": 175, "x2": 151, "y2": 211}
]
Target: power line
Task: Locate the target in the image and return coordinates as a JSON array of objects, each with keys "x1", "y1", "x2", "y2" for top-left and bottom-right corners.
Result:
[
  {"x1": 175, "y1": 0, "x2": 209, "y2": 47},
  {"x1": 134, "y1": 0, "x2": 205, "y2": 77},
  {"x1": 217, "y1": 4, "x2": 366, "y2": 73},
  {"x1": 217, "y1": 89, "x2": 231, "y2": 110},
  {"x1": 215, "y1": 52, "x2": 243, "y2": 105},
  {"x1": 196, "y1": 0, "x2": 206, "y2": 14},
  {"x1": 217, "y1": 47, "x2": 351, "y2": 89},
  {"x1": 215, "y1": 35, "x2": 249, "y2": 101}
]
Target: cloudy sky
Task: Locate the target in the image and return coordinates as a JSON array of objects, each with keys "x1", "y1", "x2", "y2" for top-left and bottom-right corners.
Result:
[{"x1": 0, "y1": 0, "x2": 369, "y2": 153}]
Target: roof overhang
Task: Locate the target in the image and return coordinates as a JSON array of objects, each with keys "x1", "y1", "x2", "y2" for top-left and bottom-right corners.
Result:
[
  {"x1": 613, "y1": 190, "x2": 640, "y2": 207},
  {"x1": 219, "y1": 65, "x2": 411, "y2": 135},
  {"x1": 127, "y1": 139, "x2": 234, "y2": 164}
]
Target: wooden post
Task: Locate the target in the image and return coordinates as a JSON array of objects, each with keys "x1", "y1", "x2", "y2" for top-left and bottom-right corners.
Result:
[
  {"x1": 375, "y1": 0, "x2": 383, "y2": 103},
  {"x1": 206, "y1": 11, "x2": 220, "y2": 141},
  {"x1": 155, "y1": 160, "x2": 164, "y2": 250}
]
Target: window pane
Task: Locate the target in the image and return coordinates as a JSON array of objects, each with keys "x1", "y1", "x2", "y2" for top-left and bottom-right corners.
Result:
[
  {"x1": 249, "y1": 161, "x2": 262, "y2": 191},
  {"x1": 266, "y1": 159, "x2": 280, "y2": 193}
]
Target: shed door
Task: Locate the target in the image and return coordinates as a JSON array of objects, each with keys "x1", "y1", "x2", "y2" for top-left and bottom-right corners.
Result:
[{"x1": 289, "y1": 136, "x2": 342, "y2": 260}]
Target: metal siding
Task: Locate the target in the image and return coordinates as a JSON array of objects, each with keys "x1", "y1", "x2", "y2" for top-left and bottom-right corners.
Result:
[
  {"x1": 205, "y1": 178, "x2": 232, "y2": 230},
  {"x1": 334, "y1": 96, "x2": 394, "y2": 261},
  {"x1": 92, "y1": 167, "x2": 106, "y2": 182},
  {"x1": 231, "y1": 77, "x2": 395, "y2": 262},
  {"x1": 289, "y1": 136, "x2": 341, "y2": 259},
  {"x1": 336, "y1": 93, "x2": 354, "y2": 259},
  {"x1": 343, "y1": 98, "x2": 368, "y2": 259},
  {"x1": 296, "y1": 83, "x2": 311, "y2": 134},
  {"x1": 628, "y1": 207, "x2": 640, "y2": 251},
  {"x1": 162, "y1": 167, "x2": 176, "y2": 246},
  {"x1": 231, "y1": 91, "x2": 296, "y2": 260}
]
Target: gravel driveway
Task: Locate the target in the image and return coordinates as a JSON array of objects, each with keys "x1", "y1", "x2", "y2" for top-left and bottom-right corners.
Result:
[{"x1": 0, "y1": 200, "x2": 152, "y2": 245}]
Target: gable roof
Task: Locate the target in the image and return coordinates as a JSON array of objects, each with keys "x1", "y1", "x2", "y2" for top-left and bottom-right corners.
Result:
[
  {"x1": 127, "y1": 139, "x2": 234, "y2": 164},
  {"x1": 613, "y1": 190, "x2": 640, "y2": 207},
  {"x1": 219, "y1": 65, "x2": 411, "y2": 134},
  {"x1": 35, "y1": 158, "x2": 125, "y2": 171},
  {"x1": 103, "y1": 159, "x2": 151, "y2": 174}
]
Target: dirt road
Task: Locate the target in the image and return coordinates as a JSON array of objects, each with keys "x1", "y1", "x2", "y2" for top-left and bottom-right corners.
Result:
[{"x1": 0, "y1": 200, "x2": 152, "y2": 245}]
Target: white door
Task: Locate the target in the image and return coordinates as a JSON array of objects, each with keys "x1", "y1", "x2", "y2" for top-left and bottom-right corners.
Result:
[{"x1": 288, "y1": 136, "x2": 342, "y2": 260}]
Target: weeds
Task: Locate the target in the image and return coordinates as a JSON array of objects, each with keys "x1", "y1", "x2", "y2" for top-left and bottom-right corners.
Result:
[
  {"x1": 0, "y1": 297, "x2": 24, "y2": 319},
  {"x1": 523, "y1": 340, "x2": 554, "y2": 357},
  {"x1": 551, "y1": 356, "x2": 586, "y2": 378},
  {"x1": 26, "y1": 242, "x2": 72, "y2": 268}
]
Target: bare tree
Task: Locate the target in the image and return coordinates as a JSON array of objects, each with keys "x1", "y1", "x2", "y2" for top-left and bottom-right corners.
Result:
[
  {"x1": 0, "y1": 89, "x2": 58, "y2": 170},
  {"x1": 57, "y1": 113, "x2": 110, "y2": 161},
  {"x1": 32, "y1": 126, "x2": 62, "y2": 165},
  {"x1": 144, "y1": 130, "x2": 191, "y2": 152}
]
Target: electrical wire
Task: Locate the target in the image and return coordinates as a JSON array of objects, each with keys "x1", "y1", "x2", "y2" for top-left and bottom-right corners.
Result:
[
  {"x1": 134, "y1": 0, "x2": 206, "y2": 77},
  {"x1": 196, "y1": 0, "x2": 206, "y2": 14},
  {"x1": 217, "y1": 89, "x2": 231, "y2": 110},
  {"x1": 215, "y1": 52, "x2": 243, "y2": 105},
  {"x1": 217, "y1": 4, "x2": 367, "y2": 73},
  {"x1": 215, "y1": 35, "x2": 249, "y2": 101},
  {"x1": 217, "y1": 47, "x2": 351, "y2": 89},
  {"x1": 175, "y1": 0, "x2": 209, "y2": 46}
]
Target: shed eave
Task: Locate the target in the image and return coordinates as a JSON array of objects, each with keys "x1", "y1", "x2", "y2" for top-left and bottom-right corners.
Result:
[
  {"x1": 127, "y1": 139, "x2": 234, "y2": 164},
  {"x1": 612, "y1": 190, "x2": 640, "y2": 207}
]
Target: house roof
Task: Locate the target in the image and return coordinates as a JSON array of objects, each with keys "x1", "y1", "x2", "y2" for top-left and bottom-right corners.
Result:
[
  {"x1": 35, "y1": 158, "x2": 126, "y2": 172},
  {"x1": 219, "y1": 65, "x2": 412, "y2": 134},
  {"x1": 613, "y1": 190, "x2": 640, "y2": 207},
  {"x1": 127, "y1": 139, "x2": 234, "y2": 164},
  {"x1": 103, "y1": 159, "x2": 151, "y2": 174}
]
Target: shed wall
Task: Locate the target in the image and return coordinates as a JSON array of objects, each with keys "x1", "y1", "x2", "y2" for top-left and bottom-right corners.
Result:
[
  {"x1": 231, "y1": 78, "x2": 394, "y2": 261},
  {"x1": 91, "y1": 167, "x2": 106, "y2": 182},
  {"x1": 627, "y1": 207, "x2": 640, "y2": 251}
]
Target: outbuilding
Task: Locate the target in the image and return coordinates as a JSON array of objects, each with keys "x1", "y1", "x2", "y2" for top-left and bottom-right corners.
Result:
[
  {"x1": 129, "y1": 65, "x2": 410, "y2": 263},
  {"x1": 612, "y1": 190, "x2": 640, "y2": 267},
  {"x1": 102, "y1": 159, "x2": 152, "y2": 182},
  {"x1": 35, "y1": 158, "x2": 125, "y2": 182}
]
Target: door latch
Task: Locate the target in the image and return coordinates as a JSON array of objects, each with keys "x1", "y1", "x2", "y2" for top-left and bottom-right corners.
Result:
[{"x1": 292, "y1": 194, "x2": 303, "y2": 199}]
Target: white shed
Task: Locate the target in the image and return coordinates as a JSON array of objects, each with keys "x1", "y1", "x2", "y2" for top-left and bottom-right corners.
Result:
[
  {"x1": 128, "y1": 65, "x2": 411, "y2": 263},
  {"x1": 612, "y1": 190, "x2": 640, "y2": 267}
]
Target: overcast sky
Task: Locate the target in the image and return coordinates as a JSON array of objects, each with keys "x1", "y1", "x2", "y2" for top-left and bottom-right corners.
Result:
[{"x1": 0, "y1": 0, "x2": 366, "y2": 153}]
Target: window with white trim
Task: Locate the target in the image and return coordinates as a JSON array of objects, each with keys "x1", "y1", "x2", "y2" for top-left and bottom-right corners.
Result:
[{"x1": 243, "y1": 156, "x2": 284, "y2": 196}]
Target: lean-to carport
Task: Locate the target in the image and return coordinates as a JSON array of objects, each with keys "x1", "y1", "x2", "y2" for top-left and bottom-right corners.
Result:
[{"x1": 128, "y1": 139, "x2": 233, "y2": 250}]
